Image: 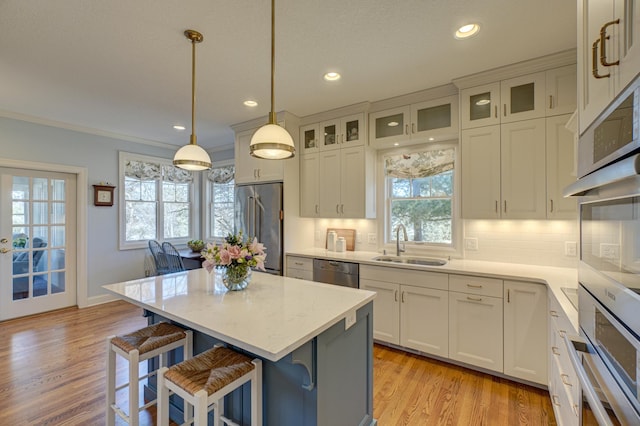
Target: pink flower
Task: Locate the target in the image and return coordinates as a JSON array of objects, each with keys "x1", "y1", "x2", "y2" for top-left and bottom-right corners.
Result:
[
  {"x1": 203, "y1": 259, "x2": 215, "y2": 273},
  {"x1": 227, "y1": 245, "x2": 242, "y2": 260},
  {"x1": 249, "y1": 237, "x2": 266, "y2": 256},
  {"x1": 218, "y1": 249, "x2": 232, "y2": 266}
]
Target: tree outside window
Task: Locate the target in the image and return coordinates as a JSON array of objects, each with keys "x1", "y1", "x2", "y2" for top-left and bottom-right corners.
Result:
[
  {"x1": 385, "y1": 148, "x2": 455, "y2": 246},
  {"x1": 207, "y1": 165, "x2": 235, "y2": 239}
]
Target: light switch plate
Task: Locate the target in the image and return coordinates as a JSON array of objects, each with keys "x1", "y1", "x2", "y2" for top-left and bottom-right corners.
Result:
[
  {"x1": 367, "y1": 233, "x2": 377, "y2": 244},
  {"x1": 565, "y1": 241, "x2": 577, "y2": 257}
]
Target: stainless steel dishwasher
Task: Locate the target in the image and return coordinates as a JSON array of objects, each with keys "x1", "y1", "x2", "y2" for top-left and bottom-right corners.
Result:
[{"x1": 312, "y1": 259, "x2": 359, "y2": 288}]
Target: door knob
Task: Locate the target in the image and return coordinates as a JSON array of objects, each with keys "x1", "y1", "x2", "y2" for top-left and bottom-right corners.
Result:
[
  {"x1": 0, "y1": 248, "x2": 11, "y2": 254},
  {"x1": 0, "y1": 238, "x2": 8, "y2": 244}
]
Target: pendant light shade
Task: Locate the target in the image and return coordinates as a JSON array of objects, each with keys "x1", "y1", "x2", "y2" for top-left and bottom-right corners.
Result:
[
  {"x1": 174, "y1": 29, "x2": 212, "y2": 171},
  {"x1": 249, "y1": 0, "x2": 295, "y2": 160}
]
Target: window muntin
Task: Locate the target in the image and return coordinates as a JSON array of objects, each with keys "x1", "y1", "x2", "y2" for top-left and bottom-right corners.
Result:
[{"x1": 385, "y1": 147, "x2": 455, "y2": 246}]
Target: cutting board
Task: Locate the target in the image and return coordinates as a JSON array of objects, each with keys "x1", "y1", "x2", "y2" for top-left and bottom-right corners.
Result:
[{"x1": 326, "y1": 228, "x2": 356, "y2": 251}]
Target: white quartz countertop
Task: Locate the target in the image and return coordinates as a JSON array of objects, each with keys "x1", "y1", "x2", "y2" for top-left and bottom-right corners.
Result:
[
  {"x1": 103, "y1": 268, "x2": 376, "y2": 362},
  {"x1": 287, "y1": 248, "x2": 579, "y2": 333}
]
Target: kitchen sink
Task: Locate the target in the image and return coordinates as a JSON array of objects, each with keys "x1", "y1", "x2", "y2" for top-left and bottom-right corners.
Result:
[{"x1": 372, "y1": 255, "x2": 447, "y2": 266}]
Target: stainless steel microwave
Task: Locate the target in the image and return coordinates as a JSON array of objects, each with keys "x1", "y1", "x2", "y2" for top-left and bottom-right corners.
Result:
[{"x1": 578, "y1": 75, "x2": 640, "y2": 179}]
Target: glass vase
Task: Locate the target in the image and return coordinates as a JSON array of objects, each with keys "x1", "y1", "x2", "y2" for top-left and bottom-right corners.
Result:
[{"x1": 222, "y1": 266, "x2": 252, "y2": 291}]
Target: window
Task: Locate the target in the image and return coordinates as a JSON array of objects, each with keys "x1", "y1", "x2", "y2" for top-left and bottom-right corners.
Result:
[
  {"x1": 206, "y1": 164, "x2": 235, "y2": 239},
  {"x1": 385, "y1": 147, "x2": 455, "y2": 247},
  {"x1": 119, "y1": 153, "x2": 195, "y2": 248}
]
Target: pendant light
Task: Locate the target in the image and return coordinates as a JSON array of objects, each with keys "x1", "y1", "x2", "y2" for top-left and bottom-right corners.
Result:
[
  {"x1": 249, "y1": 0, "x2": 296, "y2": 160},
  {"x1": 173, "y1": 29, "x2": 212, "y2": 171}
]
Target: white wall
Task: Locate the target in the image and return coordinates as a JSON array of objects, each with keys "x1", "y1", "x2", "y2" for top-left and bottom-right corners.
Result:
[{"x1": 0, "y1": 116, "x2": 233, "y2": 303}]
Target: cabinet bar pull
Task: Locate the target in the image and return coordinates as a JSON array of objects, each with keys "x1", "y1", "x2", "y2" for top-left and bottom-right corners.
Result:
[
  {"x1": 504, "y1": 200, "x2": 507, "y2": 213},
  {"x1": 405, "y1": 124, "x2": 409, "y2": 135},
  {"x1": 495, "y1": 200, "x2": 498, "y2": 213},
  {"x1": 550, "y1": 199, "x2": 554, "y2": 213},
  {"x1": 336, "y1": 204, "x2": 340, "y2": 214},
  {"x1": 550, "y1": 310, "x2": 559, "y2": 317},
  {"x1": 503, "y1": 104, "x2": 507, "y2": 117},
  {"x1": 507, "y1": 288, "x2": 510, "y2": 303},
  {"x1": 600, "y1": 19, "x2": 620, "y2": 67},
  {"x1": 552, "y1": 395, "x2": 561, "y2": 406},
  {"x1": 561, "y1": 374, "x2": 572, "y2": 386},
  {"x1": 340, "y1": 204, "x2": 344, "y2": 214},
  {"x1": 294, "y1": 262, "x2": 303, "y2": 266},
  {"x1": 552, "y1": 346, "x2": 561, "y2": 356},
  {"x1": 401, "y1": 291, "x2": 405, "y2": 303},
  {"x1": 467, "y1": 296, "x2": 482, "y2": 302},
  {"x1": 558, "y1": 330, "x2": 567, "y2": 338},
  {"x1": 315, "y1": 204, "x2": 319, "y2": 214},
  {"x1": 467, "y1": 284, "x2": 483, "y2": 288},
  {"x1": 549, "y1": 95, "x2": 553, "y2": 109},
  {"x1": 395, "y1": 290, "x2": 398, "y2": 302},
  {"x1": 494, "y1": 105, "x2": 498, "y2": 118},
  {"x1": 411, "y1": 123, "x2": 416, "y2": 134},
  {"x1": 592, "y1": 39, "x2": 610, "y2": 79}
]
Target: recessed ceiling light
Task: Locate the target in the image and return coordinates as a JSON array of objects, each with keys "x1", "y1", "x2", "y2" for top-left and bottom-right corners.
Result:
[
  {"x1": 173, "y1": 125, "x2": 186, "y2": 131},
  {"x1": 393, "y1": 143, "x2": 400, "y2": 146},
  {"x1": 475, "y1": 99, "x2": 491, "y2": 106},
  {"x1": 455, "y1": 23, "x2": 480, "y2": 39},
  {"x1": 388, "y1": 121, "x2": 399, "y2": 127},
  {"x1": 244, "y1": 100, "x2": 258, "y2": 107},
  {"x1": 428, "y1": 137, "x2": 435, "y2": 141},
  {"x1": 323, "y1": 72, "x2": 341, "y2": 81}
]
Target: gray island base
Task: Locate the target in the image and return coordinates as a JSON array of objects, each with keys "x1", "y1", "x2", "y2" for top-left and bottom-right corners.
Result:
[{"x1": 103, "y1": 269, "x2": 377, "y2": 425}]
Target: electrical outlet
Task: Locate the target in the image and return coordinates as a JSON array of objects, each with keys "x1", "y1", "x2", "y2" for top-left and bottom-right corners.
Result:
[
  {"x1": 357, "y1": 232, "x2": 363, "y2": 243},
  {"x1": 367, "y1": 233, "x2": 377, "y2": 244},
  {"x1": 464, "y1": 237, "x2": 478, "y2": 251},
  {"x1": 345, "y1": 310, "x2": 357, "y2": 330},
  {"x1": 565, "y1": 241, "x2": 577, "y2": 257},
  {"x1": 600, "y1": 243, "x2": 620, "y2": 260}
]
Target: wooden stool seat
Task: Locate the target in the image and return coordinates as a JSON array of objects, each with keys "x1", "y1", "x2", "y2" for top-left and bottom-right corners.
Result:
[
  {"x1": 158, "y1": 346, "x2": 262, "y2": 426},
  {"x1": 107, "y1": 322, "x2": 192, "y2": 426}
]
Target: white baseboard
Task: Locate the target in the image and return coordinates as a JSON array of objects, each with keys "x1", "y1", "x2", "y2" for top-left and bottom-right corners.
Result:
[{"x1": 85, "y1": 293, "x2": 119, "y2": 307}]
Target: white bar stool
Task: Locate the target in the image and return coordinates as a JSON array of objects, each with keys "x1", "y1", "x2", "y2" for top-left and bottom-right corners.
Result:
[
  {"x1": 157, "y1": 345, "x2": 262, "y2": 426},
  {"x1": 106, "y1": 322, "x2": 193, "y2": 426}
]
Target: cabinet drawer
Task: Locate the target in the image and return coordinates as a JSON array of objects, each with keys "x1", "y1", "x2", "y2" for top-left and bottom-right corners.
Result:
[
  {"x1": 360, "y1": 264, "x2": 448, "y2": 291},
  {"x1": 287, "y1": 268, "x2": 313, "y2": 281},
  {"x1": 449, "y1": 274, "x2": 503, "y2": 298},
  {"x1": 549, "y1": 294, "x2": 576, "y2": 336},
  {"x1": 287, "y1": 256, "x2": 313, "y2": 272}
]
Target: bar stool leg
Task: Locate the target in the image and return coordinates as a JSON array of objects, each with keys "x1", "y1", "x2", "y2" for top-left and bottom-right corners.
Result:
[
  {"x1": 252, "y1": 359, "x2": 263, "y2": 426},
  {"x1": 157, "y1": 367, "x2": 170, "y2": 426},
  {"x1": 194, "y1": 389, "x2": 209, "y2": 426},
  {"x1": 106, "y1": 337, "x2": 116, "y2": 426},
  {"x1": 128, "y1": 349, "x2": 140, "y2": 426}
]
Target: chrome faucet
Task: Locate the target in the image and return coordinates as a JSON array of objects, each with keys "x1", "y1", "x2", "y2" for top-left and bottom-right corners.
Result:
[{"x1": 395, "y1": 224, "x2": 408, "y2": 257}]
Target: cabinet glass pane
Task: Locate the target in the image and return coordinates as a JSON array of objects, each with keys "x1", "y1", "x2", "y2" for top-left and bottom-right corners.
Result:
[
  {"x1": 470, "y1": 92, "x2": 492, "y2": 121},
  {"x1": 345, "y1": 120, "x2": 360, "y2": 142},
  {"x1": 375, "y1": 113, "x2": 404, "y2": 139},
  {"x1": 304, "y1": 129, "x2": 316, "y2": 149},
  {"x1": 510, "y1": 83, "x2": 535, "y2": 114},
  {"x1": 417, "y1": 104, "x2": 451, "y2": 131},
  {"x1": 323, "y1": 124, "x2": 337, "y2": 147}
]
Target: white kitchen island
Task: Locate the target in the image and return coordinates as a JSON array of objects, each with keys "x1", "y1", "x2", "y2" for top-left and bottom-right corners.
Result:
[{"x1": 104, "y1": 268, "x2": 377, "y2": 426}]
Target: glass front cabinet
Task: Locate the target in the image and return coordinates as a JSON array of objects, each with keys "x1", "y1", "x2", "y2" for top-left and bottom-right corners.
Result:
[
  {"x1": 318, "y1": 113, "x2": 365, "y2": 151},
  {"x1": 369, "y1": 95, "x2": 458, "y2": 149},
  {"x1": 461, "y1": 72, "x2": 546, "y2": 129}
]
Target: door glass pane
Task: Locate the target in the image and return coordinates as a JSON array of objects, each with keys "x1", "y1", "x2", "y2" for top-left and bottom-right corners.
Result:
[
  {"x1": 375, "y1": 113, "x2": 404, "y2": 139},
  {"x1": 12, "y1": 201, "x2": 28, "y2": 225},
  {"x1": 417, "y1": 104, "x2": 451, "y2": 132},
  {"x1": 51, "y1": 202, "x2": 65, "y2": 224},
  {"x1": 52, "y1": 249, "x2": 65, "y2": 270},
  {"x1": 510, "y1": 82, "x2": 535, "y2": 114},
  {"x1": 470, "y1": 92, "x2": 492, "y2": 121},
  {"x1": 345, "y1": 120, "x2": 360, "y2": 142},
  {"x1": 51, "y1": 225, "x2": 65, "y2": 247},
  {"x1": 33, "y1": 274, "x2": 48, "y2": 297},
  {"x1": 51, "y1": 271, "x2": 65, "y2": 294},
  {"x1": 323, "y1": 124, "x2": 337, "y2": 147},
  {"x1": 51, "y1": 179, "x2": 65, "y2": 201},
  {"x1": 304, "y1": 129, "x2": 316, "y2": 149},
  {"x1": 32, "y1": 177, "x2": 48, "y2": 200},
  {"x1": 33, "y1": 202, "x2": 48, "y2": 224},
  {"x1": 13, "y1": 277, "x2": 29, "y2": 300},
  {"x1": 12, "y1": 176, "x2": 29, "y2": 198}
]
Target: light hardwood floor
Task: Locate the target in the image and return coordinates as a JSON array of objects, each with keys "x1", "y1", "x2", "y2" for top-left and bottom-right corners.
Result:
[{"x1": 0, "y1": 301, "x2": 557, "y2": 425}]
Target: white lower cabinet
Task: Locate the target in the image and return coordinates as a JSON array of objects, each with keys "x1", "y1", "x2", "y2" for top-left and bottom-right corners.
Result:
[
  {"x1": 360, "y1": 265, "x2": 448, "y2": 357},
  {"x1": 449, "y1": 290, "x2": 503, "y2": 373},
  {"x1": 503, "y1": 280, "x2": 548, "y2": 385},
  {"x1": 285, "y1": 256, "x2": 313, "y2": 281}
]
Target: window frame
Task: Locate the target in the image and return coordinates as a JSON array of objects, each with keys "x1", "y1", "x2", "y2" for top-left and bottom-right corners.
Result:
[
  {"x1": 203, "y1": 159, "x2": 235, "y2": 243},
  {"x1": 118, "y1": 151, "x2": 199, "y2": 250},
  {"x1": 377, "y1": 142, "x2": 462, "y2": 257}
]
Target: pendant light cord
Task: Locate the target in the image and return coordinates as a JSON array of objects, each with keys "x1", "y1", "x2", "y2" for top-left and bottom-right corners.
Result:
[
  {"x1": 190, "y1": 35, "x2": 197, "y2": 145},
  {"x1": 269, "y1": 0, "x2": 276, "y2": 124}
]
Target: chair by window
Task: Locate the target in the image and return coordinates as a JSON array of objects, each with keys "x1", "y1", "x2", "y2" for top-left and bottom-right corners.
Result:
[
  {"x1": 149, "y1": 240, "x2": 170, "y2": 275},
  {"x1": 161, "y1": 242, "x2": 185, "y2": 274}
]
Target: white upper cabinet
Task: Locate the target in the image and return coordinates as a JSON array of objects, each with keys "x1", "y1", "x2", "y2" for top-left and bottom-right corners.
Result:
[
  {"x1": 461, "y1": 72, "x2": 546, "y2": 129},
  {"x1": 546, "y1": 65, "x2": 578, "y2": 116},
  {"x1": 300, "y1": 123, "x2": 319, "y2": 155},
  {"x1": 369, "y1": 95, "x2": 458, "y2": 149},
  {"x1": 546, "y1": 114, "x2": 577, "y2": 219},
  {"x1": 578, "y1": 0, "x2": 640, "y2": 134},
  {"x1": 299, "y1": 153, "x2": 319, "y2": 217},
  {"x1": 319, "y1": 113, "x2": 365, "y2": 151},
  {"x1": 234, "y1": 129, "x2": 284, "y2": 184}
]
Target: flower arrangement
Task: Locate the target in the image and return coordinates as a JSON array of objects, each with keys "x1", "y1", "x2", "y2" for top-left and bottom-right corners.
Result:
[{"x1": 201, "y1": 232, "x2": 267, "y2": 276}]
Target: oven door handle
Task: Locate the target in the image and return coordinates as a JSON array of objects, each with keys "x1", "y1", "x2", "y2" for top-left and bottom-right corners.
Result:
[{"x1": 564, "y1": 334, "x2": 616, "y2": 426}]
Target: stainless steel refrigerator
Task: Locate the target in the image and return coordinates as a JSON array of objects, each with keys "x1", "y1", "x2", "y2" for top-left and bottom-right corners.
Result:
[{"x1": 235, "y1": 182, "x2": 283, "y2": 275}]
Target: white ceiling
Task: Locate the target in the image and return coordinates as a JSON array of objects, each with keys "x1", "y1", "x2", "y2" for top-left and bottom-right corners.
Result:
[{"x1": 0, "y1": 0, "x2": 577, "y2": 150}]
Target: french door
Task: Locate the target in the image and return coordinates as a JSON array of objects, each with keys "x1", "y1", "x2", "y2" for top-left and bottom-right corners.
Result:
[{"x1": 0, "y1": 168, "x2": 77, "y2": 320}]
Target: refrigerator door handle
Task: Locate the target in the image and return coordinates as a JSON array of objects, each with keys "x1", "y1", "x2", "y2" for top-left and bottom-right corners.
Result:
[
  {"x1": 247, "y1": 196, "x2": 254, "y2": 237},
  {"x1": 254, "y1": 195, "x2": 261, "y2": 239}
]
